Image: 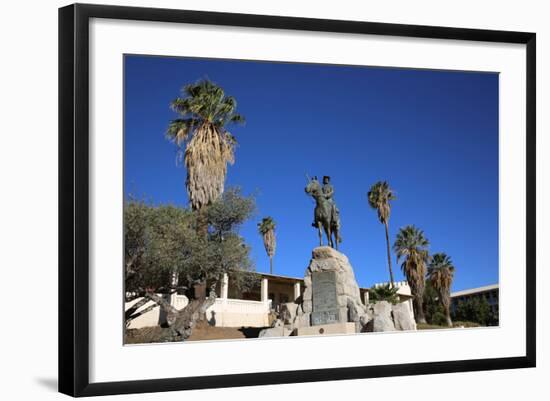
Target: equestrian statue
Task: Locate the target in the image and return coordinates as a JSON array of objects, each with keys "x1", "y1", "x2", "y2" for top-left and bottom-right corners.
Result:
[{"x1": 305, "y1": 175, "x2": 342, "y2": 249}]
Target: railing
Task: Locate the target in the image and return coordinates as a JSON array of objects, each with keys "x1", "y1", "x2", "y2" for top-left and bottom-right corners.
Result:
[
  {"x1": 126, "y1": 295, "x2": 271, "y2": 329},
  {"x1": 372, "y1": 281, "x2": 412, "y2": 296},
  {"x1": 205, "y1": 298, "x2": 271, "y2": 328}
]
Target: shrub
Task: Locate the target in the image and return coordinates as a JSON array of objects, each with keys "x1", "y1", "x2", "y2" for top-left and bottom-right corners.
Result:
[
  {"x1": 431, "y1": 311, "x2": 447, "y2": 326},
  {"x1": 452, "y1": 296, "x2": 491, "y2": 326},
  {"x1": 369, "y1": 284, "x2": 399, "y2": 304}
]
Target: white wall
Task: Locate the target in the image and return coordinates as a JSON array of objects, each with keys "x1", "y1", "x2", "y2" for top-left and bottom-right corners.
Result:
[
  {"x1": 0, "y1": 0, "x2": 547, "y2": 400},
  {"x1": 125, "y1": 294, "x2": 189, "y2": 329},
  {"x1": 206, "y1": 299, "x2": 271, "y2": 327}
]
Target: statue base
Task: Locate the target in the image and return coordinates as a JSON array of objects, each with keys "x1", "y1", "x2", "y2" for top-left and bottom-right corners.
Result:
[
  {"x1": 294, "y1": 246, "x2": 368, "y2": 332},
  {"x1": 294, "y1": 322, "x2": 356, "y2": 336}
]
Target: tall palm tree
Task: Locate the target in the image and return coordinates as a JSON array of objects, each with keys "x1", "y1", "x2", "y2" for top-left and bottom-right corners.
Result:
[
  {"x1": 166, "y1": 79, "x2": 244, "y2": 301},
  {"x1": 393, "y1": 225, "x2": 430, "y2": 324},
  {"x1": 166, "y1": 79, "x2": 245, "y2": 218},
  {"x1": 367, "y1": 181, "x2": 396, "y2": 287},
  {"x1": 258, "y1": 217, "x2": 276, "y2": 275},
  {"x1": 427, "y1": 253, "x2": 455, "y2": 327}
]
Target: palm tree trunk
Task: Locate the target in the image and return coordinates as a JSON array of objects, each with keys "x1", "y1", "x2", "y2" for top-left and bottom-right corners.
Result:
[
  {"x1": 196, "y1": 207, "x2": 208, "y2": 239},
  {"x1": 443, "y1": 295, "x2": 453, "y2": 327},
  {"x1": 446, "y1": 309, "x2": 453, "y2": 327},
  {"x1": 269, "y1": 256, "x2": 273, "y2": 275},
  {"x1": 415, "y1": 296, "x2": 427, "y2": 324},
  {"x1": 384, "y1": 221, "x2": 395, "y2": 287},
  {"x1": 194, "y1": 207, "x2": 208, "y2": 309}
]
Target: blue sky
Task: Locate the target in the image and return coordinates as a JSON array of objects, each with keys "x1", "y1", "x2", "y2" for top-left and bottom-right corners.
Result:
[{"x1": 124, "y1": 55, "x2": 499, "y2": 292}]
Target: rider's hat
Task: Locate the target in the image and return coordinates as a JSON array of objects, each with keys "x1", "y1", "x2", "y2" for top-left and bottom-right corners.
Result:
[{"x1": 323, "y1": 175, "x2": 331, "y2": 181}]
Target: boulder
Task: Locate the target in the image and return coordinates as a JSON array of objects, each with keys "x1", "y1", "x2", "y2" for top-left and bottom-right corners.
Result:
[
  {"x1": 371, "y1": 301, "x2": 396, "y2": 332},
  {"x1": 392, "y1": 302, "x2": 416, "y2": 331},
  {"x1": 258, "y1": 327, "x2": 292, "y2": 338},
  {"x1": 279, "y1": 302, "x2": 299, "y2": 325}
]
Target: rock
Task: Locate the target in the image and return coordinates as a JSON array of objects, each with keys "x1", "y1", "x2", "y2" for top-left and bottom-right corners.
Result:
[
  {"x1": 358, "y1": 314, "x2": 370, "y2": 333},
  {"x1": 279, "y1": 302, "x2": 299, "y2": 325},
  {"x1": 392, "y1": 302, "x2": 416, "y2": 331},
  {"x1": 294, "y1": 246, "x2": 368, "y2": 332},
  {"x1": 294, "y1": 311, "x2": 310, "y2": 328},
  {"x1": 258, "y1": 326, "x2": 292, "y2": 338},
  {"x1": 371, "y1": 301, "x2": 396, "y2": 332}
]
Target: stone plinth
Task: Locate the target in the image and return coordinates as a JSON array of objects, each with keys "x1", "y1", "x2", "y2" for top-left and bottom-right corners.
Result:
[
  {"x1": 311, "y1": 271, "x2": 341, "y2": 325},
  {"x1": 295, "y1": 322, "x2": 356, "y2": 336},
  {"x1": 281, "y1": 247, "x2": 416, "y2": 335},
  {"x1": 294, "y1": 246, "x2": 367, "y2": 332}
]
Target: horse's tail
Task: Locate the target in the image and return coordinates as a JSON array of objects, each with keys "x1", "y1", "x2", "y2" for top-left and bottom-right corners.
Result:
[
  {"x1": 331, "y1": 210, "x2": 342, "y2": 244},
  {"x1": 335, "y1": 228, "x2": 342, "y2": 243}
]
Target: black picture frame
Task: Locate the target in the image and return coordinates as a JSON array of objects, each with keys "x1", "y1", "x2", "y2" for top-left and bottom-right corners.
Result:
[{"x1": 59, "y1": 3, "x2": 536, "y2": 397}]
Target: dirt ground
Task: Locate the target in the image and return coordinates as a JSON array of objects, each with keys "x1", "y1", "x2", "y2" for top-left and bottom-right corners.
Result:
[
  {"x1": 125, "y1": 321, "x2": 268, "y2": 344},
  {"x1": 125, "y1": 320, "x2": 481, "y2": 344}
]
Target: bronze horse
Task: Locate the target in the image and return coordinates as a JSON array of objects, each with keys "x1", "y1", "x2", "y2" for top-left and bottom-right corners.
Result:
[{"x1": 305, "y1": 178, "x2": 341, "y2": 249}]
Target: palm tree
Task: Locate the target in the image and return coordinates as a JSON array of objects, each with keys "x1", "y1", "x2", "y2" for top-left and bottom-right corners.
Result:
[
  {"x1": 369, "y1": 284, "x2": 399, "y2": 305},
  {"x1": 258, "y1": 217, "x2": 276, "y2": 274},
  {"x1": 427, "y1": 253, "x2": 455, "y2": 327},
  {"x1": 393, "y1": 225, "x2": 430, "y2": 324},
  {"x1": 166, "y1": 79, "x2": 244, "y2": 302},
  {"x1": 166, "y1": 79, "x2": 245, "y2": 233},
  {"x1": 367, "y1": 181, "x2": 396, "y2": 287}
]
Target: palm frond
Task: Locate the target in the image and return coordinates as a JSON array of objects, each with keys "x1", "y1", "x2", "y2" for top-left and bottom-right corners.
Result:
[
  {"x1": 427, "y1": 252, "x2": 455, "y2": 307},
  {"x1": 393, "y1": 225, "x2": 430, "y2": 302},
  {"x1": 166, "y1": 79, "x2": 245, "y2": 210},
  {"x1": 367, "y1": 181, "x2": 396, "y2": 223},
  {"x1": 258, "y1": 217, "x2": 276, "y2": 258}
]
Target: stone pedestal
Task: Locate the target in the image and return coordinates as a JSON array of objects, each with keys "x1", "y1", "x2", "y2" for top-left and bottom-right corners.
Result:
[
  {"x1": 293, "y1": 246, "x2": 368, "y2": 332},
  {"x1": 295, "y1": 322, "x2": 356, "y2": 336},
  {"x1": 311, "y1": 271, "x2": 342, "y2": 325},
  {"x1": 280, "y1": 246, "x2": 416, "y2": 335}
]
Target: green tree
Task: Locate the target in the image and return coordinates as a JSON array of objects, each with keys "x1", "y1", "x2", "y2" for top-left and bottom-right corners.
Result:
[
  {"x1": 124, "y1": 188, "x2": 255, "y2": 341},
  {"x1": 367, "y1": 181, "x2": 397, "y2": 287},
  {"x1": 453, "y1": 296, "x2": 491, "y2": 326},
  {"x1": 427, "y1": 253, "x2": 455, "y2": 327},
  {"x1": 369, "y1": 284, "x2": 399, "y2": 304},
  {"x1": 257, "y1": 217, "x2": 276, "y2": 274},
  {"x1": 166, "y1": 79, "x2": 245, "y2": 235},
  {"x1": 423, "y1": 281, "x2": 445, "y2": 325},
  {"x1": 393, "y1": 225, "x2": 430, "y2": 324}
]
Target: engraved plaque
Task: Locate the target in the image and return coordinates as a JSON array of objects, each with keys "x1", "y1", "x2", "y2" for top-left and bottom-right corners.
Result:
[{"x1": 311, "y1": 271, "x2": 339, "y2": 325}]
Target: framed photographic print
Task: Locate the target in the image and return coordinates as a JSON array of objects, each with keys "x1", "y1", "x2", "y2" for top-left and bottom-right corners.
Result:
[{"x1": 58, "y1": 3, "x2": 536, "y2": 397}]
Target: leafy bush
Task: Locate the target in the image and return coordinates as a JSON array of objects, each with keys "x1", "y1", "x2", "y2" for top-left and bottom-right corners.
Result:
[
  {"x1": 369, "y1": 284, "x2": 399, "y2": 304},
  {"x1": 452, "y1": 296, "x2": 492, "y2": 326},
  {"x1": 423, "y1": 281, "x2": 446, "y2": 324},
  {"x1": 431, "y1": 311, "x2": 447, "y2": 326}
]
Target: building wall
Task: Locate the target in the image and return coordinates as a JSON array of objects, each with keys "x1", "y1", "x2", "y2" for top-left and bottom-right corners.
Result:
[
  {"x1": 266, "y1": 281, "x2": 297, "y2": 308},
  {"x1": 125, "y1": 294, "x2": 189, "y2": 330},
  {"x1": 205, "y1": 299, "x2": 271, "y2": 327}
]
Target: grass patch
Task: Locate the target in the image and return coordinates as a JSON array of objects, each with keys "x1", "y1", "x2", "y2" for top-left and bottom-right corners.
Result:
[{"x1": 417, "y1": 321, "x2": 481, "y2": 330}]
